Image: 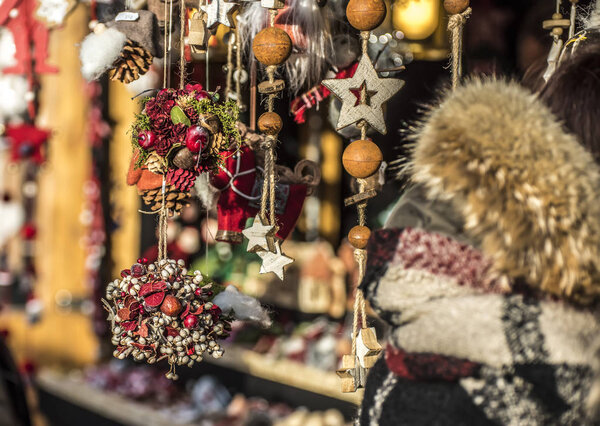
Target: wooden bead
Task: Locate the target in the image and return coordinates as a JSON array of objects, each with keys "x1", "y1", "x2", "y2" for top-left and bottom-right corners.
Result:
[
  {"x1": 443, "y1": 0, "x2": 469, "y2": 15},
  {"x1": 348, "y1": 226, "x2": 371, "y2": 249},
  {"x1": 252, "y1": 27, "x2": 292, "y2": 66},
  {"x1": 342, "y1": 140, "x2": 382, "y2": 178},
  {"x1": 258, "y1": 112, "x2": 283, "y2": 135},
  {"x1": 346, "y1": 0, "x2": 386, "y2": 31},
  {"x1": 160, "y1": 295, "x2": 182, "y2": 317}
]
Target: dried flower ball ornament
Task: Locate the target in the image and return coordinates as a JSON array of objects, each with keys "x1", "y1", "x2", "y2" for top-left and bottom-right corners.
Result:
[{"x1": 102, "y1": 258, "x2": 231, "y2": 379}]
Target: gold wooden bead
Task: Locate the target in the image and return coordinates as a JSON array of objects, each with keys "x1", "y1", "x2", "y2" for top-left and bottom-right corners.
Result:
[
  {"x1": 342, "y1": 140, "x2": 383, "y2": 178},
  {"x1": 348, "y1": 225, "x2": 371, "y2": 249},
  {"x1": 346, "y1": 0, "x2": 386, "y2": 31},
  {"x1": 443, "y1": 0, "x2": 469, "y2": 15},
  {"x1": 258, "y1": 112, "x2": 283, "y2": 135},
  {"x1": 252, "y1": 27, "x2": 292, "y2": 66}
]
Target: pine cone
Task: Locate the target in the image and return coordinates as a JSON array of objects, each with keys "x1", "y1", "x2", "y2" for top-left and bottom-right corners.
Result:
[
  {"x1": 167, "y1": 168, "x2": 198, "y2": 192},
  {"x1": 109, "y1": 39, "x2": 153, "y2": 84},
  {"x1": 146, "y1": 153, "x2": 166, "y2": 175},
  {"x1": 141, "y1": 185, "x2": 189, "y2": 214},
  {"x1": 208, "y1": 132, "x2": 226, "y2": 155}
]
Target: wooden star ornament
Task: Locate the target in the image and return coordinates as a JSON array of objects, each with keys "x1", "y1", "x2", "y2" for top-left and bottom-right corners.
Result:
[
  {"x1": 356, "y1": 327, "x2": 383, "y2": 368},
  {"x1": 201, "y1": 0, "x2": 239, "y2": 29},
  {"x1": 242, "y1": 215, "x2": 276, "y2": 253},
  {"x1": 336, "y1": 354, "x2": 367, "y2": 393},
  {"x1": 322, "y1": 55, "x2": 404, "y2": 135},
  {"x1": 257, "y1": 241, "x2": 293, "y2": 281}
]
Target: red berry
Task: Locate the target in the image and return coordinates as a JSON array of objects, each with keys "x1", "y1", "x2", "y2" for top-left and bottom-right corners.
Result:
[
  {"x1": 194, "y1": 289, "x2": 202, "y2": 297},
  {"x1": 142, "y1": 257, "x2": 148, "y2": 264},
  {"x1": 131, "y1": 263, "x2": 145, "y2": 277},
  {"x1": 205, "y1": 290, "x2": 213, "y2": 297},
  {"x1": 195, "y1": 90, "x2": 209, "y2": 100},
  {"x1": 183, "y1": 315, "x2": 199, "y2": 329},
  {"x1": 138, "y1": 130, "x2": 156, "y2": 149},
  {"x1": 185, "y1": 126, "x2": 209, "y2": 154}
]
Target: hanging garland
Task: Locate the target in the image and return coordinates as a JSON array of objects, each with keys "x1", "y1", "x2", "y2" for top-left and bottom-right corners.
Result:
[
  {"x1": 240, "y1": 1, "x2": 294, "y2": 281},
  {"x1": 322, "y1": 0, "x2": 404, "y2": 393}
]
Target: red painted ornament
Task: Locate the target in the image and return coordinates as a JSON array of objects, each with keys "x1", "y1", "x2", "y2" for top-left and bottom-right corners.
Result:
[
  {"x1": 138, "y1": 130, "x2": 157, "y2": 149},
  {"x1": 185, "y1": 125, "x2": 209, "y2": 154}
]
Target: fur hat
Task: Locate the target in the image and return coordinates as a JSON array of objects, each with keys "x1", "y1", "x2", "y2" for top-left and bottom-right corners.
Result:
[{"x1": 406, "y1": 79, "x2": 600, "y2": 305}]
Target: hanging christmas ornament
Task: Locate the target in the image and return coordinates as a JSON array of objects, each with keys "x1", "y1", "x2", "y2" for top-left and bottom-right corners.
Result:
[
  {"x1": 188, "y1": 11, "x2": 209, "y2": 54},
  {"x1": 207, "y1": 131, "x2": 319, "y2": 245},
  {"x1": 238, "y1": 0, "x2": 294, "y2": 281},
  {"x1": 322, "y1": 0, "x2": 400, "y2": 393},
  {"x1": 35, "y1": 0, "x2": 77, "y2": 29},
  {"x1": 102, "y1": 259, "x2": 233, "y2": 379},
  {"x1": 80, "y1": 10, "x2": 164, "y2": 84},
  {"x1": 0, "y1": 0, "x2": 60, "y2": 75},
  {"x1": 444, "y1": 0, "x2": 471, "y2": 89},
  {"x1": 322, "y1": 55, "x2": 403, "y2": 135},
  {"x1": 128, "y1": 84, "x2": 241, "y2": 213},
  {"x1": 542, "y1": 1, "x2": 571, "y2": 81},
  {"x1": 201, "y1": 0, "x2": 239, "y2": 30}
]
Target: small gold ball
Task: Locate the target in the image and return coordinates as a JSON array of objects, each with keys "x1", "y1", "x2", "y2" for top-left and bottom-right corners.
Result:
[
  {"x1": 348, "y1": 226, "x2": 371, "y2": 249},
  {"x1": 346, "y1": 0, "x2": 387, "y2": 31},
  {"x1": 443, "y1": 0, "x2": 469, "y2": 15},
  {"x1": 342, "y1": 140, "x2": 383, "y2": 178},
  {"x1": 252, "y1": 27, "x2": 292, "y2": 66},
  {"x1": 258, "y1": 112, "x2": 283, "y2": 136}
]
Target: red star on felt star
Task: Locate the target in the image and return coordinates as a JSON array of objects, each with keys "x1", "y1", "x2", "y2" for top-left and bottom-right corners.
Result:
[{"x1": 5, "y1": 124, "x2": 50, "y2": 164}]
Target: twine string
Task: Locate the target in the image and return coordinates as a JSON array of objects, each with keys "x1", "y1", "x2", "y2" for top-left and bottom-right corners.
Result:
[
  {"x1": 448, "y1": 8, "x2": 472, "y2": 90},
  {"x1": 234, "y1": 25, "x2": 243, "y2": 108},
  {"x1": 225, "y1": 31, "x2": 234, "y2": 99},
  {"x1": 179, "y1": 0, "x2": 186, "y2": 90}
]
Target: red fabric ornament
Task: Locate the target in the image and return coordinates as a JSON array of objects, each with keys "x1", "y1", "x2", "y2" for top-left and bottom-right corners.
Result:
[
  {"x1": 211, "y1": 145, "x2": 309, "y2": 243},
  {"x1": 0, "y1": 0, "x2": 57, "y2": 75},
  {"x1": 210, "y1": 145, "x2": 257, "y2": 243},
  {"x1": 5, "y1": 124, "x2": 49, "y2": 164},
  {"x1": 291, "y1": 61, "x2": 359, "y2": 124},
  {"x1": 21, "y1": 223, "x2": 36, "y2": 240}
]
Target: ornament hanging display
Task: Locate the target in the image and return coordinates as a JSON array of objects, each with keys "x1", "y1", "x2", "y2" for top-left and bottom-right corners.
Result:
[
  {"x1": 323, "y1": 0, "x2": 399, "y2": 393},
  {"x1": 104, "y1": 0, "x2": 270, "y2": 379}
]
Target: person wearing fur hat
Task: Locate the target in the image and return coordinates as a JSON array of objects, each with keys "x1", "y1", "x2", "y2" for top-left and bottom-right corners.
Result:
[{"x1": 356, "y1": 78, "x2": 600, "y2": 425}]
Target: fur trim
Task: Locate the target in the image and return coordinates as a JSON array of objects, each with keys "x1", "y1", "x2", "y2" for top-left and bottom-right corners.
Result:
[
  {"x1": 79, "y1": 28, "x2": 127, "y2": 81},
  {"x1": 409, "y1": 79, "x2": 600, "y2": 305}
]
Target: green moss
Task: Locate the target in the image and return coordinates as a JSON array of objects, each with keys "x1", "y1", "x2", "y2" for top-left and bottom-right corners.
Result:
[
  {"x1": 190, "y1": 98, "x2": 241, "y2": 147},
  {"x1": 130, "y1": 112, "x2": 152, "y2": 168}
]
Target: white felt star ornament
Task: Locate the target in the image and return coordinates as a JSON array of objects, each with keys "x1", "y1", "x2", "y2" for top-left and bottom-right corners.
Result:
[
  {"x1": 201, "y1": 0, "x2": 239, "y2": 29},
  {"x1": 242, "y1": 215, "x2": 276, "y2": 253},
  {"x1": 322, "y1": 55, "x2": 404, "y2": 135},
  {"x1": 258, "y1": 241, "x2": 293, "y2": 281}
]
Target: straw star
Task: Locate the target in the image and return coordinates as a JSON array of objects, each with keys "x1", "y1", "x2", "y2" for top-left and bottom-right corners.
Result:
[
  {"x1": 258, "y1": 241, "x2": 293, "y2": 281},
  {"x1": 201, "y1": 0, "x2": 239, "y2": 29},
  {"x1": 322, "y1": 55, "x2": 404, "y2": 135},
  {"x1": 243, "y1": 215, "x2": 276, "y2": 253}
]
